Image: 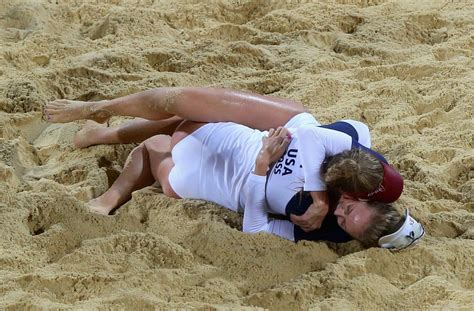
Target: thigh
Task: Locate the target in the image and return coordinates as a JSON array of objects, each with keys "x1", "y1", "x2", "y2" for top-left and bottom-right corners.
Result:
[
  {"x1": 131, "y1": 116, "x2": 184, "y2": 135},
  {"x1": 174, "y1": 88, "x2": 307, "y2": 131},
  {"x1": 166, "y1": 121, "x2": 208, "y2": 199},
  {"x1": 143, "y1": 135, "x2": 181, "y2": 199},
  {"x1": 170, "y1": 120, "x2": 208, "y2": 148},
  {"x1": 143, "y1": 121, "x2": 207, "y2": 199}
]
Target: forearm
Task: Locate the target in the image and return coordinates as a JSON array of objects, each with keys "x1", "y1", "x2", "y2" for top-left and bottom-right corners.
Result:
[
  {"x1": 243, "y1": 172, "x2": 295, "y2": 241},
  {"x1": 290, "y1": 190, "x2": 329, "y2": 232},
  {"x1": 242, "y1": 174, "x2": 269, "y2": 233},
  {"x1": 243, "y1": 133, "x2": 296, "y2": 239},
  {"x1": 309, "y1": 191, "x2": 329, "y2": 216},
  {"x1": 254, "y1": 160, "x2": 270, "y2": 176},
  {"x1": 243, "y1": 153, "x2": 273, "y2": 232}
]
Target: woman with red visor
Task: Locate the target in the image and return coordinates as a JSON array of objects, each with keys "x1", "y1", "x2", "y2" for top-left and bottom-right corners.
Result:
[{"x1": 43, "y1": 87, "x2": 424, "y2": 249}]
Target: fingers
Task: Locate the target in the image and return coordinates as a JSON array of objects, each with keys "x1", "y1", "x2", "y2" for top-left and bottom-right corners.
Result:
[
  {"x1": 277, "y1": 127, "x2": 290, "y2": 137},
  {"x1": 280, "y1": 134, "x2": 291, "y2": 148},
  {"x1": 262, "y1": 126, "x2": 291, "y2": 163},
  {"x1": 291, "y1": 214, "x2": 312, "y2": 232},
  {"x1": 302, "y1": 224, "x2": 318, "y2": 232},
  {"x1": 290, "y1": 214, "x2": 302, "y2": 224},
  {"x1": 290, "y1": 213, "x2": 321, "y2": 232},
  {"x1": 268, "y1": 127, "x2": 290, "y2": 138},
  {"x1": 274, "y1": 126, "x2": 285, "y2": 138},
  {"x1": 267, "y1": 128, "x2": 284, "y2": 143},
  {"x1": 276, "y1": 127, "x2": 291, "y2": 143},
  {"x1": 290, "y1": 215, "x2": 310, "y2": 231}
]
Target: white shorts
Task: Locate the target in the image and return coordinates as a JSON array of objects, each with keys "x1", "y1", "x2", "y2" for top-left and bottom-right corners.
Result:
[{"x1": 168, "y1": 121, "x2": 265, "y2": 211}]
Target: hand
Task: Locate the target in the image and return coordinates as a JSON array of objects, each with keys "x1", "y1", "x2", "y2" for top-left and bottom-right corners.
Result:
[
  {"x1": 290, "y1": 191, "x2": 329, "y2": 232},
  {"x1": 254, "y1": 127, "x2": 291, "y2": 175},
  {"x1": 256, "y1": 127, "x2": 292, "y2": 166}
]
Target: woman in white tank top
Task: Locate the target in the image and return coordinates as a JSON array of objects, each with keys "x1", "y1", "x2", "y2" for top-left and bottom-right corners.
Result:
[{"x1": 44, "y1": 87, "x2": 423, "y2": 250}]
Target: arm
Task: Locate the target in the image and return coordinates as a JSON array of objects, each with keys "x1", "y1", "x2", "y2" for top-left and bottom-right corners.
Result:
[
  {"x1": 242, "y1": 173, "x2": 295, "y2": 241},
  {"x1": 242, "y1": 128, "x2": 295, "y2": 241},
  {"x1": 291, "y1": 126, "x2": 352, "y2": 231},
  {"x1": 297, "y1": 125, "x2": 352, "y2": 191}
]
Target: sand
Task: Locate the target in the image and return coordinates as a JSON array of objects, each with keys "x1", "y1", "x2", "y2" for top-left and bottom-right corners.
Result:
[{"x1": 0, "y1": 0, "x2": 473, "y2": 309}]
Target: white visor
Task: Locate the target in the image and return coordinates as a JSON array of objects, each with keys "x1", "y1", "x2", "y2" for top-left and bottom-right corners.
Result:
[{"x1": 378, "y1": 209, "x2": 425, "y2": 250}]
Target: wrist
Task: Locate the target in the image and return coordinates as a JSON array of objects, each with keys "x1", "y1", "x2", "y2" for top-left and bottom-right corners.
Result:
[
  {"x1": 310, "y1": 191, "x2": 328, "y2": 203},
  {"x1": 256, "y1": 154, "x2": 271, "y2": 166},
  {"x1": 254, "y1": 156, "x2": 271, "y2": 176},
  {"x1": 315, "y1": 202, "x2": 329, "y2": 213},
  {"x1": 253, "y1": 162, "x2": 269, "y2": 176}
]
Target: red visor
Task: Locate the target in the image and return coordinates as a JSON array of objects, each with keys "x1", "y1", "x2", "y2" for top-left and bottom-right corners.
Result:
[{"x1": 348, "y1": 162, "x2": 404, "y2": 203}]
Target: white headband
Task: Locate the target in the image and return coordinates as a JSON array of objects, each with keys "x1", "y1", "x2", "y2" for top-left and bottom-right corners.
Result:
[{"x1": 378, "y1": 209, "x2": 425, "y2": 250}]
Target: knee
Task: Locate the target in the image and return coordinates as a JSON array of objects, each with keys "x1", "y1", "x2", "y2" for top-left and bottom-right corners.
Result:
[
  {"x1": 158, "y1": 158, "x2": 181, "y2": 199},
  {"x1": 143, "y1": 135, "x2": 172, "y2": 153},
  {"x1": 133, "y1": 142, "x2": 147, "y2": 153},
  {"x1": 162, "y1": 184, "x2": 180, "y2": 199},
  {"x1": 295, "y1": 105, "x2": 308, "y2": 113}
]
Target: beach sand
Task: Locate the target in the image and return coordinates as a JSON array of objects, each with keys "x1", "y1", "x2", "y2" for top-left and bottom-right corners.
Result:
[{"x1": 0, "y1": 0, "x2": 473, "y2": 309}]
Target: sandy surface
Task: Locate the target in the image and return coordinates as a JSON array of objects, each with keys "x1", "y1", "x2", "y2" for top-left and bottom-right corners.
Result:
[{"x1": 1, "y1": 0, "x2": 473, "y2": 309}]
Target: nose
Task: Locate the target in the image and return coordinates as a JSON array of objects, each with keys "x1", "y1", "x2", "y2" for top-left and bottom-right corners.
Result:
[{"x1": 334, "y1": 204, "x2": 344, "y2": 217}]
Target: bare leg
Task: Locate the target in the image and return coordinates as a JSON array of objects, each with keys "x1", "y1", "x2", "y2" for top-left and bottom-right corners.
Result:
[
  {"x1": 89, "y1": 142, "x2": 154, "y2": 215},
  {"x1": 144, "y1": 136, "x2": 180, "y2": 199},
  {"x1": 89, "y1": 134, "x2": 178, "y2": 215},
  {"x1": 44, "y1": 87, "x2": 307, "y2": 130},
  {"x1": 74, "y1": 116, "x2": 183, "y2": 148}
]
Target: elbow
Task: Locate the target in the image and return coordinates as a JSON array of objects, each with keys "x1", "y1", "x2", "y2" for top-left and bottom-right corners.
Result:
[{"x1": 243, "y1": 225, "x2": 267, "y2": 234}]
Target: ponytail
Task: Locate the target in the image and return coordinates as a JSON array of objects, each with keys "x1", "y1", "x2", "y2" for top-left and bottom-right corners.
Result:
[{"x1": 323, "y1": 149, "x2": 383, "y2": 193}]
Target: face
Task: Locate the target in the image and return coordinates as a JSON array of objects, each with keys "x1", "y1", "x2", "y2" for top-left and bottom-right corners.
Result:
[{"x1": 333, "y1": 194, "x2": 375, "y2": 240}]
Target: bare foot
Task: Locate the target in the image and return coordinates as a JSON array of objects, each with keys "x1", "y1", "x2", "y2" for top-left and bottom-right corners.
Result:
[
  {"x1": 88, "y1": 197, "x2": 116, "y2": 216},
  {"x1": 74, "y1": 120, "x2": 107, "y2": 148},
  {"x1": 43, "y1": 99, "x2": 111, "y2": 123}
]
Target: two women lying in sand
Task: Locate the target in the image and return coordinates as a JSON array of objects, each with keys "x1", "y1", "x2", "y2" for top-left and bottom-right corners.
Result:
[{"x1": 44, "y1": 87, "x2": 424, "y2": 250}]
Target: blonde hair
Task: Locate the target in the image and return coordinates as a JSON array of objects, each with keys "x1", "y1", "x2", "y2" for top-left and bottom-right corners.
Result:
[
  {"x1": 323, "y1": 149, "x2": 383, "y2": 193},
  {"x1": 359, "y1": 202, "x2": 403, "y2": 247}
]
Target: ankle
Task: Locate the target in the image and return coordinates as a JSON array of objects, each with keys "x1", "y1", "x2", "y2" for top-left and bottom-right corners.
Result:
[
  {"x1": 96, "y1": 127, "x2": 120, "y2": 144},
  {"x1": 89, "y1": 101, "x2": 113, "y2": 122},
  {"x1": 93, "y1": 192, "x2": 119, "y2": 208}
]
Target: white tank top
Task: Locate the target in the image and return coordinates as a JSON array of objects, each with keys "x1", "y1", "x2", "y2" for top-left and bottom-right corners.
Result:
[{"x1": 265, "y1": 114, "x2": 370, "y2": 215}]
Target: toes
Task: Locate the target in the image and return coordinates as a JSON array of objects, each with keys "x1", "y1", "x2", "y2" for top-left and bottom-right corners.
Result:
[
  {"x1": 44, "y1": 105, "x2": 62, "y2": 114},
  {"x1": 47, "y1": 103, "x2": 64, "y2": 109},
  {"x1": 50, "y1": 99, "x2": 68, "y2": 105},
  {"x1": 42, "y1": 108, "x2": 51, "y2": 121},
  {"x1": 47, "y1": 100, "x2": 68, "y2": 108}
]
